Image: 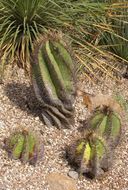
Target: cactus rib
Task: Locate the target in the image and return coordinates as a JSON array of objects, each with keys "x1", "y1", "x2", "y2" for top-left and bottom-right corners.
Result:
[
  {"x1": 97, "y1": 116, "x2": 108, "y2": 135},
  {"x1": 90, "y1": 113, "x2": 105, "y2": 129},
  {"x1": 12, "y1": 134, "x2": 25, "y2": 159},
  {"x1": 110, "y1": 114, "x2": 121, "y2": 138},
  {"x1": 44, "y1": 41, "x2": 72, "y2": 106},
  {"x1": 76, "y1": 141, "x2": 85, "y2": 154},
  {"x1": 50, "y1": 41, "x2": 74, "y2": 93},
  {"x1": 83, "y1": 142, "x2": 91, "y2": 163}
]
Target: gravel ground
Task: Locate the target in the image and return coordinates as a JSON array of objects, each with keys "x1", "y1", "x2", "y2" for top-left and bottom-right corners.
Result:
[{"x1": 0, "y1": 66, "x2": 128, "y2": 190}]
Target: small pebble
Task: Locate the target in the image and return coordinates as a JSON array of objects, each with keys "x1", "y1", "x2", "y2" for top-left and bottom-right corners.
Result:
[
  {"x1": 68, "y1": 170, "x2": 79, "y2": 180},
  {"x1": 35, "y1": 117, "x2": 39, "y2": 121},
  {"x1": 0, "y1": 121, "x2": 4, "y2": 128}
]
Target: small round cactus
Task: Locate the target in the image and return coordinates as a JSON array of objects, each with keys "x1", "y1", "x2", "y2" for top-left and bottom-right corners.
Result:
[
  {"x1": 4, "y1": 129, "x2": 44, "y2": 165},
  {"x1": 66, "y1": 132, "x2": 107, "y2": 178},
  {"x1": 88, "y1": 106, "x2": 121, "y2": 146}
]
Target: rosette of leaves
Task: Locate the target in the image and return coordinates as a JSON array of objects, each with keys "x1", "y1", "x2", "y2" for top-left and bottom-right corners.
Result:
[
  {"x1": 4, "y1": 130, "x2": 44, "y2": 165},
  {"x1": 67, "y1": 132, "x2": 108, "y2": 178},
  {"x1": 88, "y1": 106, "x2": 121, "y2": 146},
  {"x1": 31, "y1": 36, "x2": 76, "y2": 128}
]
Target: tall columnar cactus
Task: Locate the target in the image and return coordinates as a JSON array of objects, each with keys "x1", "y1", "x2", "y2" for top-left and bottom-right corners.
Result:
[
  {"x1": 31, "y1": 37, "x2": 76, "y2": 128},
  {"x1": 4, "y1": 130, "x2": 44, "y2": 165}
]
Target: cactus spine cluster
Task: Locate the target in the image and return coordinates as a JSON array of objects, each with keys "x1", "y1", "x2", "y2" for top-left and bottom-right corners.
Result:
[
  {"x1": 67, "y1": 106, "x2": 121, "y2": 178},
  {"x1": 31, "y1": 38, "x2": 76, "y2": 128},
  {"x1": 4, "y1": 130, "x2": 43, "y2": 165}
]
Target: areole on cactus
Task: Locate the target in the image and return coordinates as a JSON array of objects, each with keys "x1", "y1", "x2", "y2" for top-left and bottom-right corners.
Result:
[
  {"x1": 31, "y1": 34, "x2": 76, "y2": 128},
  {"x1": 4, "y1": 129, "x2": 44, "y2": 165}
]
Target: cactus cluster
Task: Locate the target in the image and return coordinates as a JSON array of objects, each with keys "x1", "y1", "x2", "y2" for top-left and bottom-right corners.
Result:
[
  {"x1": 4, "y1": 130, "x2": 44, "y2": 165},
  {"x1": 31, "y1": 38, "x2": 76, "y2": 128},
  {"x1": 67, "y1": 106, "x2": 121, "y2": 178}
]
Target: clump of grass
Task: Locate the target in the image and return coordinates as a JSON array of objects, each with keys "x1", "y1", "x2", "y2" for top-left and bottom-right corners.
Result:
[
  {"x1": 0, "y1": 0, "x2": 128, "y2": 80},
  {"x1": 99, "y1": 1, "x2": 128, "y2": 61},
  {"x1": 0, "y1": 0, "x2": 72, "y2": 71}
]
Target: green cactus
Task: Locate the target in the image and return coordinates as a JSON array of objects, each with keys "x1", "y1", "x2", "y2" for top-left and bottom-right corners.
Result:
[
  {"x1": 4, "y1": 130, "x2": 44, "y2": 165},
  {"x1": 12, "y1": 134, "x2": 25, "y2": 160},
  {"x1": 67, "y1": 106, "x2": 121, "y2": 178},
  {"x1": 67, "y1": 132, "x2": 107, "y2": 178},
  {"x1": 89, "y1": 106, "x2": 121, "y2": 144},
  {"x1": 89, "y1": 112, "x2": 105, "y2": 129},
  {"x1": 31, "y1": 38, "x2": 76, "y2": 128}
]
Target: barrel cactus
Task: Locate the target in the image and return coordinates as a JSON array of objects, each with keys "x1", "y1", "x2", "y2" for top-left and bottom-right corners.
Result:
[
  {"x1": 67, "y1": 132, "x2": 108, "y2": 178},
  {"x1": 31, "y1": 37, "x2": 76, "y2": 128},
  {"x1": 4, "y1": 130, "x2": 44, "y2": 165},
  {"x1": 88, "y1": 106, "x2": 121, "y2": 146},
  {"x1": 67, "y1": 106, "x2": 121, "y2": 178}
]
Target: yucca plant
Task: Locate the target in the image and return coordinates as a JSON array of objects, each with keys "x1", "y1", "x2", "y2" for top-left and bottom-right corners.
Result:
[
  {"x1": 99, "y1": 1, "x2": 128, "y2": 61},
  {"x1": 4, "y1": 129, "x2": 44, "y2": 165},
  {"x1": 0, "y1": 0, "x2": 126, "y2": 80},
  {"x1": 31, "y1": 35, "x2": 76, "y2": 128},
  {"x1": 0, "y1": 0, "x2": 73, "y2": 71}
]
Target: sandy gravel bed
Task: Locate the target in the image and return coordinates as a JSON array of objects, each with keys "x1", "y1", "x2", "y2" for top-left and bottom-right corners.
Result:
[{"x1": 0, "y1": 67, "x2": 128, "y2": 190}]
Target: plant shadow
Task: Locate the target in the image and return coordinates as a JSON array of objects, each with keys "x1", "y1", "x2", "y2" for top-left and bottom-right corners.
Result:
[{"x1": 4, "y1": 82, "x2": 42, "y2": 118}]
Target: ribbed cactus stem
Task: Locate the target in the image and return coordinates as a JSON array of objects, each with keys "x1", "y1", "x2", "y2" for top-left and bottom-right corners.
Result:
[
  {"x1": 4, "y1": 130, "x2": 44, "y2": 165},
  {"x1": 31, "y1": 37, "x2": 76, "y2": 128},
  {"x1": 67, "y1": 106, "x2": 121, "y2": 178},
  {"x1": 67, "y1": 132, "x2": 107, "y2": 178},
  {"x1": 89, "y1": 106, "x2": 121, "y2": 144}
]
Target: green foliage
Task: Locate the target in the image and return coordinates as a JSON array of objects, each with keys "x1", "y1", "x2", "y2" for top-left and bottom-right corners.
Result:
[
  {"x1": 4, "y1": 130, "x2": 44, "y2": 165},
  {"x1": 65, "y1": 0, "x2": 128, "y2": 79},
  {"x1": 0, "y1": 0, "x2": 126, "y2": 80},
  {"x1": 32, "y1": 38, "x2": 76, "y2": 128},
  {"x1": 0, "y1": 0, "x2": 75, "y2": 70},
  {"x1": 99, "y1": 1, "x2": 128, "y2": 61}
]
